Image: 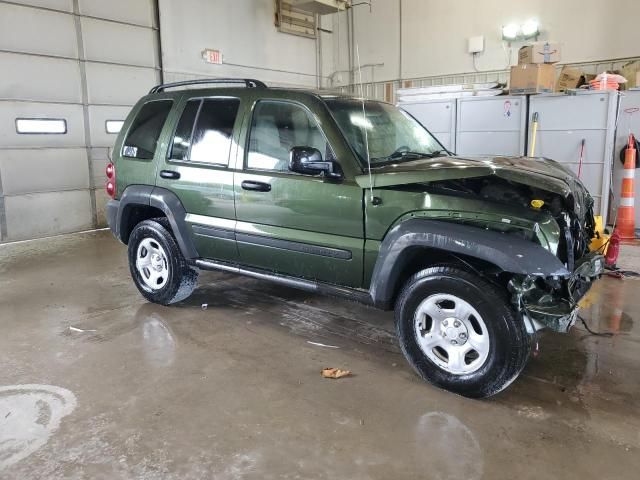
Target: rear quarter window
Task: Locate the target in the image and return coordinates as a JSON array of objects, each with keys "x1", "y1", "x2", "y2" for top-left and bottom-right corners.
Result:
[{"x1": 122, "y1": 100, "x2": 173, "y2": 160}]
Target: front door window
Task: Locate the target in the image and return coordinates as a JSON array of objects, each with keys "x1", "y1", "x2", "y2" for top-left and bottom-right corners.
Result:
[{"x1": 246, "y1": 101, "x2": 334, "y2": 172}]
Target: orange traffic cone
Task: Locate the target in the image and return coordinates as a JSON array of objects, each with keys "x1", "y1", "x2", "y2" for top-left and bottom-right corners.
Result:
[{"x1": 617, "y1": 134, "x2": 636, "y2": 239}]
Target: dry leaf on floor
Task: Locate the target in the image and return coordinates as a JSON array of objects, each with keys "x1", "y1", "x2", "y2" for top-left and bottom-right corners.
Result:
[{"x1": 321, "y1": 367, "x2": 352, "y2": 379}]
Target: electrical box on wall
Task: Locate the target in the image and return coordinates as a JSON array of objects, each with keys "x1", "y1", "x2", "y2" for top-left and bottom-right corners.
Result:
[
  {"x1": 289, "y1": 0, "x2": 347, "y2": 15},
  {"x1": 275, "y1": 0, "x2": 317, "y2": 38},
  {"x1": 468, "y1": 36, "x2": 484, "y2": 54}
]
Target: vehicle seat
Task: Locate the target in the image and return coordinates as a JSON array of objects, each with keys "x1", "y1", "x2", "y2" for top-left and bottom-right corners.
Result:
[{"x1": 249, "y1": 116, "x2": 289, "y2": 171}]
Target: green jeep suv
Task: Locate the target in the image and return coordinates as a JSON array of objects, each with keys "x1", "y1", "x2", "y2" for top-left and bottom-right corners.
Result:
[{"x1": 106, "y1": 78, "x2": 604, "y2": 398}]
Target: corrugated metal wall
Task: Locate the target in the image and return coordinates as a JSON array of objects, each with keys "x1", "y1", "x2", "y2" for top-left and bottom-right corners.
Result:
[{"x1": 0, "y1": 0, "x2": 161, "y2": 242}]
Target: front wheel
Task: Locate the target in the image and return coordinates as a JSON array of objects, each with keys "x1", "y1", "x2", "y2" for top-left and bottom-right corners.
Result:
[
  {"x1": 128, "y1": 219, "x2": 198, "y2": 305},
  {"x1": 395, "y1": 266, "x2": 530, "y2": 398}
]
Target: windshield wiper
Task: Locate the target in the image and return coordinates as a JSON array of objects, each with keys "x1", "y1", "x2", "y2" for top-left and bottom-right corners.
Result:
[
  {"x1": 430, "y1": 149, "x2": 450, "y2": 157},
  {"x1": 372, "y1": 149, "x2": 448, "y2": 163},
  {"x1": 389, "y1": 150, "x2": 430, "y2": 159}
]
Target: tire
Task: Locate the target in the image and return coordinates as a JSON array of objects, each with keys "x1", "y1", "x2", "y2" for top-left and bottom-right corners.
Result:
[
  {"x1": 395, "y1": 266, "x2": 530, "y2": 398},
  {"x1": 128, "y1": 218, "x2": 198, "y2": 305}
]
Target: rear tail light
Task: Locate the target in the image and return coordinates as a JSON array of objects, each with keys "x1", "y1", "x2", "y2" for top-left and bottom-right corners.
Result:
[{"x1": 106, "y1": 162, "x2": 116, "y2": 199}]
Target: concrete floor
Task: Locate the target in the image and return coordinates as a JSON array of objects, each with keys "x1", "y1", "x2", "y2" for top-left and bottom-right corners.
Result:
[{"x1": 0, "y1": 231, "x2": 639, "y2": 480}]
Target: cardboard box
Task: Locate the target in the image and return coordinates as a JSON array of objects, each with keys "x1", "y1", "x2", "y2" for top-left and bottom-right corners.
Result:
[
  {"x1": 510, "y1": 64, "x2": 556, "y2": 94},
  {"x1": 621, "y1": 60, "x2": 640, "y2": 89},
  {"x1": 556, "y1": 66, "x2": 583, "y2": 92},
  {"x1": 518, "y1": 42, "x2": 561, "y2": 64}
]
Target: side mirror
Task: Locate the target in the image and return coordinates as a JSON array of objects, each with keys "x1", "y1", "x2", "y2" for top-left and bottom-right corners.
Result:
[{"x1": 289, "y1": 146, "x2": 341, "y2": 179}]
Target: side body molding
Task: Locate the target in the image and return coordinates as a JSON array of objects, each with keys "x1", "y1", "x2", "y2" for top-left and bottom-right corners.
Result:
[
  {"x1": 369, "y1": 219, "x2": 569, "y2": 307},
  {"x1": 114, "y1": 185, "x2": 198, "y2": 260}
]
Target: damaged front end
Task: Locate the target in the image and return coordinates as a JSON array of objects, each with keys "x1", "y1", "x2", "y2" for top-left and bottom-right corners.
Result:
[
  {"x1": 357, "y1": 153, "x2": 605, "y2": 334},
  {"x1": 506, "y1": 178, "x2": 604, "y2": 333},
  {"x1": 509, "y1": 252, "x2": 605, "y2": 333},
  {"x1": 421, "y1": 167, "x2": 604, "y2": 334}
]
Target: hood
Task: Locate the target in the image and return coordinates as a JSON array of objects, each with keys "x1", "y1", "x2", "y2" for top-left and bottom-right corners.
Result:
[{"x1": 356, "y1": 155, "x2": 589, "y2": 203}]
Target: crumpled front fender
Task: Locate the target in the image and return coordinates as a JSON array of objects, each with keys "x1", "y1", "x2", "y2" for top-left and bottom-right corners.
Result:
[
  {"x1": 369, "y1": 219, "x2": 569, "y2": 308},
  {"x1": 511, "y1": 252, "x2": 605, "y2": 333}
]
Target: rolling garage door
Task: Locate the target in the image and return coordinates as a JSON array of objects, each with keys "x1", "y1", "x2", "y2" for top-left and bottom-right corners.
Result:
[{"x1": 0, "y1": 0, "x2": 160, "y2": 242}]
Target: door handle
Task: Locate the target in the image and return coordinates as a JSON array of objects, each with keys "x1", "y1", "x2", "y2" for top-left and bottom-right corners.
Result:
[
  {"x1": 241, "y1": 180, "x2": 271, "y2": 192},
  {"x1": 160, "y1": 170, "x2": 180, "y2": 180}
]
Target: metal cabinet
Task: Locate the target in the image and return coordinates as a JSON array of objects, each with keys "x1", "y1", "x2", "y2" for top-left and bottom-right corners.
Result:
[
  {"x1": 528, "y1": 91, "x2": 618, "y2": 220},
  {"x1": 455, "y1": 96, "x2": 527, "y2": 156},
  {"x1": 613, "y1": 90, "x2": 640, "y2": 225},
  {"x1": 399, "y1": 99, "x2": 456, "y2": 151}
]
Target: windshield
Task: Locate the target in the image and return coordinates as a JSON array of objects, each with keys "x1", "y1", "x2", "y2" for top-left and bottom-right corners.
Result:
[{"x1": 324, "y1": 98, "x2": 447, "y2": 167}]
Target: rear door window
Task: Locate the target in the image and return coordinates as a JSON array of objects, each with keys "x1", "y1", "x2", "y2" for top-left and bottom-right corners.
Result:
[
  {"x1": 169, "y1": 100, "x2": 200, "y2": 161},
  {"x1": 168, "y1": 98, "x2": 240, "y2": 166},
  {"x1": 122, "y1": 100, "x2": 173, "y2": 159}
]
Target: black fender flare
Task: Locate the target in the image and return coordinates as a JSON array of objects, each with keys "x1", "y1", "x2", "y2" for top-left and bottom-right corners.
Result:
[
  {"x1": 113, "y1": 185, "x2": 198, "y2": 260},
  {"x1": 368, "y1": 219, "x2": 569, "y2": 308}
]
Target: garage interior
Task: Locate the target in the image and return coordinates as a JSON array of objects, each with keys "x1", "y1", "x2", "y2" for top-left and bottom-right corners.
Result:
[{"x1": 1, "y1": 0, "x2": 640, "y2": 478}]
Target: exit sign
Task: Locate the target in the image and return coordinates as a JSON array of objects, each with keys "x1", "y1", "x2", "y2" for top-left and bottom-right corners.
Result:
[{"x1": 201, "y1": 49, "x2": 222, "y2": 65}]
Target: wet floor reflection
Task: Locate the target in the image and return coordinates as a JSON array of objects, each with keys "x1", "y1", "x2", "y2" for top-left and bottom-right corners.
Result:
[
  {"x1": 134, "y1": 305, "x2": 176, "y2": 369},
  {"x1": 0, "y1": 385, "x2": 77, "y2": 470},
  {"x1": 414, "y1": 412, "x2": 483, "y2": 480},
  {"x1": 579, "y1": 278, "x2": 635, "y2": 335}
]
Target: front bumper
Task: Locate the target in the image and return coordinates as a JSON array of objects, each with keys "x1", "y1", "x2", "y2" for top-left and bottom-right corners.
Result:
[
  {"x1": 512, "y1": 252, "x2": 605, "y2": 332},
  {"x1": 106, "y1": 199, "x2": 120, "y2": 240}
]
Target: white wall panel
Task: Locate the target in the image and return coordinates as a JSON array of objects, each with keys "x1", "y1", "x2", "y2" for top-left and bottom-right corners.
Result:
[
  {"x1": 434, "y1": 133, "x2": 452, "y2": 152},
  {"x1": 0, "y1": 102, "x2": 84, "y2": 148},
  {"x1": 94, "y1": 188, "x2": 109, "y2": 227},
  {"x1": 79, "y1": 0, "x2": 155, "y2": 27},
  {"x1": 528, "y1": 94, "x2": 610, "y2": 131},
  {"x1": 528, "y1": 92, "x2": 617, "y2": 219},
  {"x1": 0, "y1": 148, "x2": 89, "y2": 195},
  {"x1": 455, "y1": 132, "x2": 523, "y2": 157},
  {"x1": 457, "y1": 96, "x2": 526, "y2": 132},
  {"x1": 89, "y1": 147, "x2": 110, "y2": 189},
  {"x1": 0, "y1": 52, "x2": 82, "y2": 103},
  {"x1": 400, "y1": 100, "x2": 456, "y2": 151},
  {"x1": 0, "y1": 0, "x2": 160, "y2": 242},
  {"x1": 159, "y1": 0, "x2": 317, "y2": 87},
  {"x1": 88, "y1": 105, "x2": 132, "y2": 147},
  {"x1": 400, "y1": 0, "x2": 640, "y2": 79},
  {"x1": 5, "y1": 190, "x2": 93, "y2": 241},
  {"x1": 352, "y1": 0, "x2": 399, "y2": 84},
  {"x1": 455, "y1": 96, "x2": 526, "y2": 157},
  {"x1": 0, "y1": 3, "x2": 78, "y2": 58},
  {"x1": 81, "y1": 17, "x2": 158, "y2": 68},
  {"x1": 85, "y1": 62, "x2": 158, "y2": 105},
  {"x1": 324, "y1": 0, "x2": 640, "y2": 84},
  {"x1": 401, "y1": 102, "x2": 455, "y2": 133},
  {"x1": 8, "y1": 0, "x2": 73, "y2": 12}
]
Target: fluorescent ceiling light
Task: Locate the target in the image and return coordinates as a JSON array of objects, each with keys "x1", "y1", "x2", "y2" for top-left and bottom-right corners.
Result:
[
  {"x1": 105, "y1": 120, "x2": 124, "y2": 134},
  {"x1": 502, "y1": 24, "x2": 519, "y2": 41},
  {"x1": 16, "y1": 118, "x2": 67, "y2": 134},
  {"x1": 521, "y1": 20, "x2": 539, "y2": 38}
]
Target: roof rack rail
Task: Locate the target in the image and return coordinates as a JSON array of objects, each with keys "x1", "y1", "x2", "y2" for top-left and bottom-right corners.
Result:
[{"x1": 149, "y1": 78, "x2": 267, "y2": 94}]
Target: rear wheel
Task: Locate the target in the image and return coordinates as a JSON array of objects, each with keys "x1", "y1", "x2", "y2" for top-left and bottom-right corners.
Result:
[
  {"x1": 395, "y1": 266, "x2": 530, "y2": 398},
  {"x1": 128, "y1": 219, "x2": 198, "y2": 305}
]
